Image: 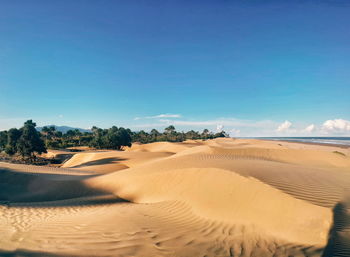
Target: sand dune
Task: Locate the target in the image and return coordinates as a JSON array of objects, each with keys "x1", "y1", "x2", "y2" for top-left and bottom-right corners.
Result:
[
  {"x1": 62, "y1": 150, "x2": 174, "y2": 174},
  {"x1": 1, "y1": 138, "x2": 350, "y2": 256},
  {"x1": 125, "y1": 141, "x2": 199, "y2": 153},
  {"x1": 86, "y1": 167, "x2": 331, "y2": 245}
]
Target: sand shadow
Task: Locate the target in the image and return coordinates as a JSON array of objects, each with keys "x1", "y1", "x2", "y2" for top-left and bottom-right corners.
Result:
[
  {"x1": 51, "y1": 153, "x2": 75, "y2": 164},
  {"x1": 322, "y1": 202, "x2": 350, "y2": 257},
  {"x1": 0, "y1": 167, "x2": 125, "y2": 206},
  {"x1": 7, "y1": 195, "x2": 129, "y2": 208},
  {"x1": 70, "y1": 157, "x2": 128, "y2": 168},
  {"x1": 0, "y1": 249, "x2": 83, "y2": 257}
]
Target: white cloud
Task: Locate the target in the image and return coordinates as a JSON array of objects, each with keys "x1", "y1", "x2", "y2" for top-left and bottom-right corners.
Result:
[
  {"x1": 134, "y1": 114, "x2": 181, "y2": 120},
  {"x1": 216, "y1": 124, "x2": 224, "y2": 132},
  {"x1": 157, "y1": 118, "x2": 276, "y2": 128},
  {"x1": 322, "y1": 119, "x2": 350, "y2": 134},
  {"x1": 276, "y1": 120, "x2": 292, "y2": 132},
  {"x1": 155, "y1": 114, "x2": 181, "y2": 118},
  {"x1": 58, "y1": 114, "x2": 64, "y2": 118},
  {"x1": 304, "y1": 124, "x2": 315, "y2": 133}
]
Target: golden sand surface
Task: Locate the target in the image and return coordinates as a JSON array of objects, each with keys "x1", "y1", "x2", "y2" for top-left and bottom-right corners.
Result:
[{"x1": 1, "y1": 138, "x2": 350, "y2": 256}]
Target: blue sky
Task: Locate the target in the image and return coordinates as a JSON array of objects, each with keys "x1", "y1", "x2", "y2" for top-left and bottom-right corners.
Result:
[{"x1": 0, "y1": 0, "x2": 349, "y2": 136}]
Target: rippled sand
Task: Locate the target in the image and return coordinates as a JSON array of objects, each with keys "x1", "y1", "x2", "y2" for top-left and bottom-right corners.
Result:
[{"x1": 1, "y1": 138, "x2": 350, "y2": 256}]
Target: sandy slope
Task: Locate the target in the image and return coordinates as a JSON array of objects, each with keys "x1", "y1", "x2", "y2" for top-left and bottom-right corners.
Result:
[
  {"x1": 1, "y1": 138, "x2": 350, "y2": 256},
  {"x1": 62, "y1": 150, "x2": 175, "y2": 174}
]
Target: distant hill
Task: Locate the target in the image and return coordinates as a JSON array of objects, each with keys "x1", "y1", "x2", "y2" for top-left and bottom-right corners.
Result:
[{"x1": 37, "y1": 125, "x2": 91, "y2": 133}]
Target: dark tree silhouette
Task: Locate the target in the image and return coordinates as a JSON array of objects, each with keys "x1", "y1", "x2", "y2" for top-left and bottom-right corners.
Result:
[
  {"x1": 16, "y1": 120, "x2": 47, "y2": 161},
  {"x1": 0, "y1": 130, "x2": 8, "y2": 151},
  {"x1": 164, "y1": 125, "x2": 176, "y2": 134},
  {"x1": 5, "y1": 128, "x2": 21, "y2": 155}
]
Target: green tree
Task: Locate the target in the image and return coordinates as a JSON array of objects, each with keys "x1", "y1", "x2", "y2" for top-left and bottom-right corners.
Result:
[
  {"x1": 150, "y1": 129, "x2": 160, "y2": 142},
  {"x1": 213, "y1": 131, "x2": 228, "y2": 138},
  {"x1": 24, "y1": 120, "x2": 37, "y2": 127},
  {"x1": 132, "y1": 130, "x2": 149, "y2": 144},
  {"x1": 5, "y1": 128, "x2": 21, "y2": 155},
  {"x1": 55, "y1": 131, "x2": 63, "y2": 138},
  {"x1": 117, "y1": 127, "x2": 132, "y2": 149},
  {"x1": 201, "y1": 129, "x2": 210, "y2": 140},
  {"x1": 48, "y1": 126, "x2": 56, "y2": 138},
  {"x1": 0, "y1": 131, "x2": 8, "y2": 151},
  {"x1": 104, "y1": 126, "x2": 120, "y2": 149},
  {"x1": 17, "y1": 120, "x2": 47, "y2": 161},
  {"x1": 41, "y1": 126, "x2": 55, "y2": 144},
  {"x1": 89, "y1": 126, "x2": 132, "y2": 150},
  {"x1": 164, "y1": 125, "x2": 176, "y2": 134},
  {"x1": 185, "y1": 130, "x2": 200, "y2": 140},
  {"x1": 90, "y1": 127, "x2": 105, "y2": 149},
  {"x1": 65, "y1": 129, "x2": 76, "y2": 138},
  {"x1": 41, "y1": 126, "x2": 50, "y2": 136}
]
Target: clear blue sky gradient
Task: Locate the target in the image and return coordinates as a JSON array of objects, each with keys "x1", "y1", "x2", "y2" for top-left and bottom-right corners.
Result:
[{"x1": 1, "y1": 0, "x2": 349, "y2": 135}]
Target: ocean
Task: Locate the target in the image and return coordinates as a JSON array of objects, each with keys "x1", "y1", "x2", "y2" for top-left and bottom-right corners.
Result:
[{"x1": 250, "y1": 137, "x2": 350, "y2": 146}]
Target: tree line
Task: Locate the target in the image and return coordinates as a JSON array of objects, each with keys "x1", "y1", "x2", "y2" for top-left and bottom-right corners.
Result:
[
  {"x1": 131, "y1": 125, "x2": 227, "y2": 144},
  {"x1": 0, "y1": 120, "x2": 227, "y2": 161}
]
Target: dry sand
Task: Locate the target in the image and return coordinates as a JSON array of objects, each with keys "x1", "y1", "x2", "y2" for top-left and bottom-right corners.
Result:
[{"x1": 1, "y1": 138, "x2": 350, "y2": 256}]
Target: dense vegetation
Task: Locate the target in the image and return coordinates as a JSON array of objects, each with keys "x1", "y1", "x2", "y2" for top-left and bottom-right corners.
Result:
[
  {"x1": 0, "y1": 121, "x2": 228, "y2": 161},
  {"x1": 130, "y1": 126, "x2": 227, "y2": 144},
  {"x1": 0, "y1": 120, "x2": 47, "y2": 162}
]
